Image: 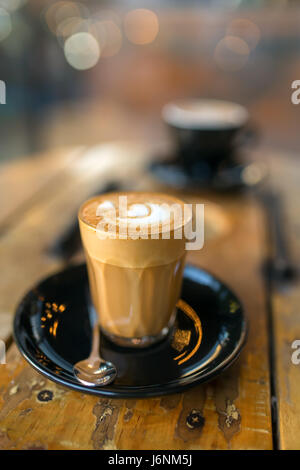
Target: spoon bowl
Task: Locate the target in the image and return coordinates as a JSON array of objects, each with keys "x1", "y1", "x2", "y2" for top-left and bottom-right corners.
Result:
[{"x1": 73, "y1": 357, "x2": 117, "y2": 387}]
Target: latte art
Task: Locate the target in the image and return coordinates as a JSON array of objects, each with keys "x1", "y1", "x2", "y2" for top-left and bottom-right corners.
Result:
[
  {"x1": 82, "y1": 192, "x2": 191, "y2": 240},
  {"x1": 125, "y1": 203, "x2": 150, "y2": 218},
  {"x1": 96, "y1": 198, "x2": 175, "y2": 235}
]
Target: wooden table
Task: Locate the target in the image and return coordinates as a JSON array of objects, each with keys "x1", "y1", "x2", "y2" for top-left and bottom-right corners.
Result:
[{"x1": 0, "y1": 142, "x2": 299, "y2": 450}]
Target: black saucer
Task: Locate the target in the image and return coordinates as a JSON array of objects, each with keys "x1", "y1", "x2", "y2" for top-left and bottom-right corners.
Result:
[
  {"x1": 150, "y1": 158, "x2": 262, "y2": 192},
  {"x1": 14, "y1": 264, "x2": 247, "y2": 398}
]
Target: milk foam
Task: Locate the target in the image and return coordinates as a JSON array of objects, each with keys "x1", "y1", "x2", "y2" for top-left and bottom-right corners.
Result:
[
  {"x1": 98, "y1": 200, "x2": 172, "y2": 228},
  {"x1": 81, "y1": 192, "x2": 190, "y2": 236},
  {"x1": 79, "y1": 192, "x2": 191, "y2": 268},
  {"x1": 162, "y1": 99, "x2": 248, "y2": 130}
]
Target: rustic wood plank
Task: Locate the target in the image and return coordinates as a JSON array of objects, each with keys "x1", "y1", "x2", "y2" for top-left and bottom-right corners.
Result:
[
  {"x1": 261, "y1": 149, "x2": 300, "y2": 450},
  {"x1": 0, "y1": 144, "x2": 273, "y2": 449},
  {"x1": 0, "y1": 147, "x2": 84, "y2": 231},
  {"x1": 0, "y1": 339, "x2": 271, "y2": 450}
]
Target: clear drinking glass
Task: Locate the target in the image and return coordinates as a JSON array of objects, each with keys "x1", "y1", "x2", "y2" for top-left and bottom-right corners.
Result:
[{"x1": 78, "y1": 192, "x2": 191, "y2": 348}]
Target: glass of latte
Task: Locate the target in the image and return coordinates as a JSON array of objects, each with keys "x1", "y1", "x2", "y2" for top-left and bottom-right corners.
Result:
[{"x1": 78, "y1": 192, "x2": 192, "y2": 348}]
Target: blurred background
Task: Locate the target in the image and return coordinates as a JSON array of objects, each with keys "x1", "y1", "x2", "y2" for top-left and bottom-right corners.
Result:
[{"x1": 0, "y1": 0, "x2": 299, "y2": 163}]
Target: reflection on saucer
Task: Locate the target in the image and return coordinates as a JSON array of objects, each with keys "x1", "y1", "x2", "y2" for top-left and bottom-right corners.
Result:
[
  {"x1": 150, "y1": 160, "x2": 266, "y2": 192},
  {"x1": 172, "y1": 299, "x2": 202, "y2": 366}
]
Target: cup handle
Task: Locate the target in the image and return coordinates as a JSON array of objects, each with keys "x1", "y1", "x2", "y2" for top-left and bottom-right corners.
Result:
[{"x1": 234, "y1": 121, "x2": 260, "y2": 148}]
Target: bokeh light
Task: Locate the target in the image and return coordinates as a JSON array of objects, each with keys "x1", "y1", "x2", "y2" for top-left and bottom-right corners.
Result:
[
  {"x1": 44, "y1": 1, "x2": 89, "y2": 35},
  {"x1": 214, "y1": 35, "x2": 250, "y2": 72},
  {"x1": 55, "y1": 1, "x2": 84, "y2": 26},
  {"x1": 226, "y1": 18, "x2": 261, "y2": 51},
  {"x1": 242, "y1": 163, "x2": 265, "y2": 186},
  {"x1": 57, "y1": 17, "x2": 122, "y2": 58},
  {"x1": 98, "y1": 20, "x2": 122, "y2": 58},
  {"x1": 124, "y1": 9, "x2": 159, "y2": 45},
  {"x1": 57, "y1": 17, "x2": 95, "y2": 47},
  {"x1": 0, "y1": 0, "x2": 26, "y2": 12},
  {"x1": 64, "y1": 31, "x2": 100, "y2": 70},
  {"x1": 56, "y1": 16, "x2": 84, "y2": 41}
]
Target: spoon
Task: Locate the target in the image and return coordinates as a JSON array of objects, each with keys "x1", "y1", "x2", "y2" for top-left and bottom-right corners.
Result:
[{"x1": 73, "y1": 306, "x2": 117, "y2": 387}]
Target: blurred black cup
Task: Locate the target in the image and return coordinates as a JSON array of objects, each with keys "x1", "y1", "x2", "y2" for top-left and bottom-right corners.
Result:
[{"x1": 162, "y1": 99, "x2": 254, "y2": 174}]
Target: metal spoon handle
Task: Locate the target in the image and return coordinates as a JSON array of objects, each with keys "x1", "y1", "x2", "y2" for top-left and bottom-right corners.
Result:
[{"x1": 89, "y1": 324, "x2": 100, "y2": 362}]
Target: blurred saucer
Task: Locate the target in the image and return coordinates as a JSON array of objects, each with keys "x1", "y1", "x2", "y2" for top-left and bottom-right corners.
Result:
[
  {"x1": 150, "y1": 159, "x2": 266, "y2": 192},
  {"x1": 14, "y1": 264, "x2": 247, "y2": 398}
]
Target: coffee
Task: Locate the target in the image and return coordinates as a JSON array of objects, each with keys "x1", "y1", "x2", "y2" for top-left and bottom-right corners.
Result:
[{"x1": 79, "y1": 192, "x2": 192, "y2": 347}]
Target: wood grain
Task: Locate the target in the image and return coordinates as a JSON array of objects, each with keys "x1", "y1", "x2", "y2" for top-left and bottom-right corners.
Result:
[
  {"x1": 0, "y1": 148, "x2": 83, "y2": 232},
  {"x1": 261, "y1": 149, "x2": 300, "y2": 450},
  {"x1": 0, "y1": 146, "x2": 272, "y2": 449}
]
